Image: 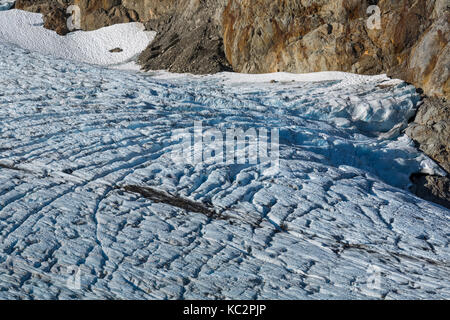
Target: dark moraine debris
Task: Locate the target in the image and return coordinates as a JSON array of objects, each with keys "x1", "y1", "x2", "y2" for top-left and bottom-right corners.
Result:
[{"x1": 122, "y1": 185, "x2": 218, "y2": 218}]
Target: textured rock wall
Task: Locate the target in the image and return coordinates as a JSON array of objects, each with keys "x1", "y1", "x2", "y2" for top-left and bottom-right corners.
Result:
[
  {"x1": 222, "y1": 0, "x2": 449, "y2": 99},
  {"x1": 71, "y1": 0, "x2": 179, "y2": 30},
  {"x1": 406, "y1": 98, "x2": 449, "y2": 173},
  {"x1": 15, "y1": 0, "x2": 150, "y2": 31},
  {"x1": 121, "y1": 0, "x2": 176, "y2": 21},
  {"x1": 406, "y1": 97, "x2": 450, "y2": 208},
  {"x1": 72, "y1": 0, "x2": 137, "y2": 30}
]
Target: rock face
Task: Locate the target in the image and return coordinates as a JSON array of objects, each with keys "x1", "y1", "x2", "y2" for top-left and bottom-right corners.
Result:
[
  {"x1": 410, "y1": 174, "x2": 450, "y2": 209},
  {"x1": 72, "y1": 0, "x2": 139, "y2": 30},
  {"x1": 138, "y1": 0, "x2": 232, "y2": 74},
  {"x1": 406, "y1": 11, "x2": 449, "y2": 98},
  {"x1": 406, "y1": 97, "x2": 449, "y2": 208},
  {"x1": 15, "y1": 0, "x2": 72, "y2": 35},
  {"x1": 223, "y1": 0, "x2": 449, "y2": 99},
  {"x1": 121, "y1": 0, "x2": 176, "y2": 22},
  {"x1": 15, "y1": 0, "x2": 69, "y2": 12},
  {"x1": 406, "y1": 97, "x2": 450, "y2": 173}
]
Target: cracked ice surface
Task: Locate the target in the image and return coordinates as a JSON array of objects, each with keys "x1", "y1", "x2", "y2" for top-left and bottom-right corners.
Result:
[{"x1": 0, "y1": 42, "x2": 449, "y2": 299}]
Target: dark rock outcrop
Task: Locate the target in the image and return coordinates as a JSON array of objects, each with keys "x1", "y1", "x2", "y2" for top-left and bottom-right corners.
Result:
[
  {"x1": 15, "y1": 0, "x2": 71, "y2": 35},
  {"x1": 410, "y1": 173, "x2": 450, "y2": 209},
  {"x1": 138, "y1": 0, "x2": 232, "y2": 74},
  {"x1": 43, "y1": 6, "x2": 70, "y2": 35},
  {"x1": 406, "y1": 97, "x2": 449, "y2": 208},
  {"x1": 406, "y1": 97, "x2": 449, "y2": 173}
]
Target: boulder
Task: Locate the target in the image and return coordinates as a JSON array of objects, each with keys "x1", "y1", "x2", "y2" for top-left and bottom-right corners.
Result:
[
  {"x1": 15, "y1": 0, "x2": 72, "y2": 35},
  {"x1": 43, "y1": 6, "x2": 70, "y2": 35}
]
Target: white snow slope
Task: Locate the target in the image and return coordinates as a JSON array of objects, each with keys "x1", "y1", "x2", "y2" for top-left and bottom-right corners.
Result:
[
  {"x1": 0, "y1": 10, "x2": 155, "y2": 67},
  {"x1": 0, "y1": 27, "x2": 449, "y2": 299}
]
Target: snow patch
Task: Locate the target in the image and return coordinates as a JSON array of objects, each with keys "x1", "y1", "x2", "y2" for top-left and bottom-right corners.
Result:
[{"x1": 0, "y1": 9, "x2": 155, "y2": 66}]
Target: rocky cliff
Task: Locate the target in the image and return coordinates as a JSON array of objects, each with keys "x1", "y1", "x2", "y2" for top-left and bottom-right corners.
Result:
[
  {"x1": 223, "y1": 0, "x2": 449, "y2": 99},
  {"x1": 407, "y1": 97, "x2": 450, "y2": 208}
]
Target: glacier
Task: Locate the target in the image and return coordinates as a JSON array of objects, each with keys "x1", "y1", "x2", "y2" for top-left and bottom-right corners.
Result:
[{"x1": 0, "y1": 13, "x2": 449, "y2": 299}]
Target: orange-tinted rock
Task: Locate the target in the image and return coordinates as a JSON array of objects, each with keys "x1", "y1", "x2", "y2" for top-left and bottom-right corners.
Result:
[{"x1": 222, "y1": 0, "x2": 449, "y2": 99}]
